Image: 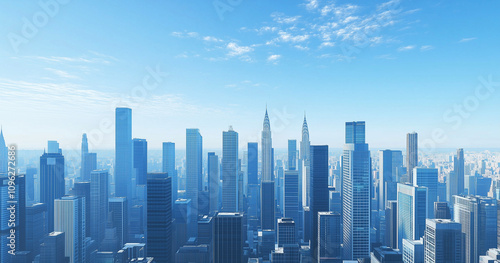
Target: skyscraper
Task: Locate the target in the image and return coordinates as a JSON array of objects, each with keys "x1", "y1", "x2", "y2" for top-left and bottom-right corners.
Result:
[
  {"x1": 213, "y1": 212, "x2": 243, "y2": 263},
  {"x1": 70, "y1": 182, "x2": 91, "y2": 238},
  {"x1": 343, "y1": 121, "x2": 371, "y2": 260},
  {"x1": 385, "y1": 201, "x2": 398, "y2": 249},
  {"x1": 454, "y1": 195, "x2": 497, "y2": 263},
  {"x1": 26, "y1": 203, "x2": 47, "y2": 258},
  {"x1": 300, "y1": 114, "x2": 310, "y2": 208},
  {"x1": 109, "y1": 197, "x2": 128, "y2": 248},
  {"x1": 0, "y1": 128, "x2": 7, "y2": 174},
  {"x1": 147, "y1": 173, "x2": 172, "y2": 263},
  {"x1": 288, "y1": 140, "x2": 297, "y2": 171},
  {"x1": 261, "y1": 109, "x2": 275, "y2": 231},
  {"x1": 40, "y1": 140, "x2": 65, "y2": 232},
  {"x1": 80, "y1": 133, "x2": 88, "y2": 180},
  {"x1": 186, "y1": 128, "x2": 202, "y2": 237},
  {"x1": 379, "y1": 150, "x2": 403, "y2": 210},
  {"x1": 90, "y1": 170, "x2": 109, "y2": 246},
  {"x1": 208, "y1": 152, "x2": 219, "y2": 215},
  {"x1": 133, "y1": 138, "x2": 147, "y2": 185},
  {"x1": 40, "y1": 232, "x2": 66, "y2": 263},
  {"x1": 434, "y1": 202, "x2": 451, "y2": 220},
  {"x1": 272, "y1": 218, "x2": 300, "y2": 263},
  {"x1": 248, "y1": 142, "x2": 258, "y2": 185},
  {"x1": 284, "y1": 169, "x2": 300, "y2": 233},
  {"x1": 402, "y1": 238, "x2": 424, "y2": 263},
  {"x1": 310, "y1": 145, "x2": 329, "y2": 261},
  {"x1": 162, "y1": 142, "x2": 177, "y2": 205},
  {"x1": 222, "y1": 127, "x2": 238, "y2": 212},
  {"x1": 115, "y1": 107, "x2": 133, "y2": 198},
  {"x1": 54, "y1": 196, "x2": 85, "y2": 263},
  {"x1": 406, "y1": 132, "x2": 418, "y2": 184},
  {"x1": 413, "y1": 167, "x2": 438, "y2": 219},
  {"x1": 318, "y1": 211, "x2": 342, "y2": 261},
  {"x1": 453, "y1": 148, "x2": 465, "y2": 197},
  {"x1": 397, "y1": 183, "x2": 427, "y2": 250},
  {"x1": 424, "y1": 219, "x2": 464, "y2": 263}
]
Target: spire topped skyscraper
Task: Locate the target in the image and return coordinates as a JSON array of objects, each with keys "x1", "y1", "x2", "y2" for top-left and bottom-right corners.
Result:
[
  {"x1": 262, "y1": 108, "x2": 273, "y2": 182},
  {"x1": 80, "y1": 133, "x2": 89, "y2": 179},
  {"x1": 300, "y1": 114, "x2": 310, "y2": 161},
  {"x1": 261, "y1": 109, "x2": 275, "y2": 231}
]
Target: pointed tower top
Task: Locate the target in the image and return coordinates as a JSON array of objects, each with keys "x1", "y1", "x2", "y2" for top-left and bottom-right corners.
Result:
[
  {"x1": 263, "y1": 108, "x2": 271, "y2": 131},
  {"x1": 302, "y1": 112, "x2": 309, "y2": 139},
  {"x1": 0, "y1": 127, "x2": 5, "y2": 148}
]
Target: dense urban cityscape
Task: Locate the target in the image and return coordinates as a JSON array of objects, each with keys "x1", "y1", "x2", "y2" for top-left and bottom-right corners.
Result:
[{"x1": 1, "y1": 107, "x2": 500, "y2": 262}]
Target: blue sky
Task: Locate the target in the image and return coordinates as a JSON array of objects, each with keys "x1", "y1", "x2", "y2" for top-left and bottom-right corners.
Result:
[{"x1": 0, "y1": 0, "x2": 499, "y2": 151}]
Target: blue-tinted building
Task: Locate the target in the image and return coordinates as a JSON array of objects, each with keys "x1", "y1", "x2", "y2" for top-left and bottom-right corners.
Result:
[
  {"x1": 397, "y1": 183, "x2": 427, "y2": 250},
  {"x1": 40, "y1": 232, "x2": 66, "y2": 263},
  {"x1": 133, "y1": 139, "x2": 147, "y2": 186},
  {"x1": 40, "y1": 141, "x2": 65, "y2": 233},
  {"x1": 147, "y1": 173, "x2": 172, "y2": 263},
  {"x1": 222, "y1": 128, "x2": 238, "y2": 212},
  {"x1": 288, "y1": 140, "x2": 297, "y2": 171},
  {"x1": 162, "y1": 142, "x2": 177, "y2": 206},
  {"x1": 208, "y1": 152, "x2": 219, "y2": 215},
  {"x1": 248, "y1": 142, "x2": 258, "y2": 185},
  {"x1": 213, "y1": 212, "x2": 243, "y2": 263},
  {"x1": 109, "y1": 197, "x2": 128, "y2": 248},
  {"x1": 342, "y1": 122, "x2": 371, "y2": 260},
  {"x1": 115, "y1": 107, "x2": 133, "y2": 199},
  {"x1": 186, "y1": 128, "x2": 202, "y2": 237},
  {"x1": 284, "y1": 170, "x2": 300, "y2": 238},
  {"x1": 310, "y1": 145, "x2": 329, "y2": 261},
  {"x1": 90, "y1": 170, "x2": 109, "y2": 246},
  {"x1": 318, "y1": 211, "x2": 341, "y2": 261},
  {"x1": 413, "y1": 167, "x2": 438, "y2": 219}
]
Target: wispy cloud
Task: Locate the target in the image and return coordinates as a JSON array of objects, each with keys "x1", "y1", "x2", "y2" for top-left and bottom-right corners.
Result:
[
  {"x1": 272, "y1": 13, "x2": 301, "y2": 24},
  {"x1": 267, "y1": 54, "x2": 281, "y2": 64},
  {"x1": 227, "y1": 42, "x2": 253, "y2": 56},
  {"x1": 45, "y1": 68, "x2": 79, "y2": 79},
  {"x1": 459, "y1": 37, "x2": 477, "y2": 43},
  {"x1": 305, "y1": 0, "x2": 319, "y2": 10},
  {"x1": 203, "y1": 36, "x2": 223, "y2": 42},
  {"x1": 420, "y1": 45, "x2": 434, "y2": 51},
  {"x1": 398, "y1": 45, "x2": 415, "y2": 51}
]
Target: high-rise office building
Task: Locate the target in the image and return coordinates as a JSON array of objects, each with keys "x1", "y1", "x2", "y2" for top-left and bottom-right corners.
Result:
[
  {"x1": 162, "y1": 142, "x2": 177, "y2": 206},
  {"x1": 70, "y1": 182, "x2": 91, "y2": 238},
  {"x1": 288, "y1": 140, "x2": 297, "y2": 171},
  {"x1": 406, "y1": 132, "x2": 418, "y2": 184},
  {"x1": 318, "y1": 211, "x2": 341, "y2": 261},
  {"x1": 272, "y1": 218, "x2": 300, "y2": 263},
  {"x1": 40, "y1": 140, "x2": 65, "y2": 232},
  {"x1": 371, "y1": 246, "x2": 403, "y2": 263},
  {"x1": 54, "y1": 196, "x2": 85, "y2": 263},
  {"x1": 90, "y1": 170, "x2": 109, "y2": 246},
  {"x1": 26, "y1": 203, "x2": 47, "y2": 258},
  {"x1": 434, "y1": 202, "x2": 451, "y2": 220},
  {"x1": 261, "y1": 109, "x2": 275, "y2": 232},
  {"x1": 80, "y1": 134, "x2": 97, "y2": 182},
  {"x1": 397, "y1": 183, "x2": 427, "y2": 250},
  {"x1": 343, "y1": 121, "x2": 371, "y2": 260},
  {"x1": 424, "y1": 219, "x2": 464, "y2": 263},
  {"x1": 133, "y1": 139, "x2": 147, "y2": 185},
  {"x1": 379, "y1": 150, "x2": 403, "y2": 210},
  {"x1": 402, "y1": 238, "x2": 424, "y2": 263},
  {"x1": 147, "y1": 173, "x2": 172, "y2": 263},
  {"x1": 26, "y1": 167, "x2": 37, "y2": 202},
  {"x1": 454, "y1": 148, "x2": 465, "y2": 196},
  {"x1": 222, "y1": 127, "x2": 238, "y2": 212},
  {"x1": 115, "y1": 107, "x2": 133, "y2": 199},
  {"x1": 40, "y1": 232, "x2": 66, "y2": 263},
  {"x1": 385, "y1": 201, "x2": 398, "y2": 249},
  {"x1": 213, "y1": 212, "x2": 243, "y2": 263},
  {"x1": 413, "y1": 167, "x2": 438, "y2": 219},
  {"x1": 208, "y1": 152, "x2": 219, "y2": 214},
  {"x1": 300, "y1": 115, "x2": 310, "y2": 208},
  {"x1": 247, "y1": 142, "x2": 258, "y2": 185},
  {"x1": 109, "y1": 197, "x2": 128, "y2": 248},
  {"x1": 454, "y1": 195, "x2": 497, "y2": 263},
  {"x1": 284, "y1": 169, "x2": 300, "y2": 233},
  {"x1": 186, "y1": 128, "x2": 202, "y2": 237},
  {"x1": 310, "y1": 145, "x2": 329, "y2": 261}
]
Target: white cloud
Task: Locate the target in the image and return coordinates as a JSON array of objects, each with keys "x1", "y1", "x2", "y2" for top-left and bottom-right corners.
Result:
[
  {"x1": 420, "y1": 45, "x2": 434, "y2": 51},
  {"x1": 459, "y1": 37, "x2": 477, "y2": 43},
  {"x1": 305, "y1": 0, "x2": 319, "y2": 10},
  {"x1": 278, "y1": 31, "x2": 310, "y2": 43},
  {"x1": 398, "y1": 45, "x2": 415, "y2": 51},
  {"x1": 272, "y1": 13, "x2": 301, "y2": 24},
  {"x1": 203, "y1": 36, "x2": 223, "y2": 42},
  {"x1": 45, "y1": 68, "x2": 79, "y2": 79},
  {"x1": 267, "y1": 54, "x2": 281, "y2": 63},
  {"x1": 227, "y1": 42, "x2": 254, "y2": 56}
]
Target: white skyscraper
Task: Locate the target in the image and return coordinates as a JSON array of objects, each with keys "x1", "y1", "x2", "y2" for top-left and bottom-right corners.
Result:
[
  {"x1": 261, "y1": 109, "x2": 275, "y2": 231},
  {"x1": 262, "y1": 109, "x2": 273, "y2": 182},
  {"x1": 54, "y1": 196, "x2": 85, "y2": 263},
  {"x1": 300, "y1": 114, "x2": 311, "y2": 207}
]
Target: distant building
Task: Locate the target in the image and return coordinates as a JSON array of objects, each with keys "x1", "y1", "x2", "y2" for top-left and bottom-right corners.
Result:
[{"x1": 39, "y1": 232, "x2": 66, "y2": 263}]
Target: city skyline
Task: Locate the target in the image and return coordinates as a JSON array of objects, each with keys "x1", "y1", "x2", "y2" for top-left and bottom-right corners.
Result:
[{"x1": 1, "y1": 0, "x2": 500, "y2": 150}]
